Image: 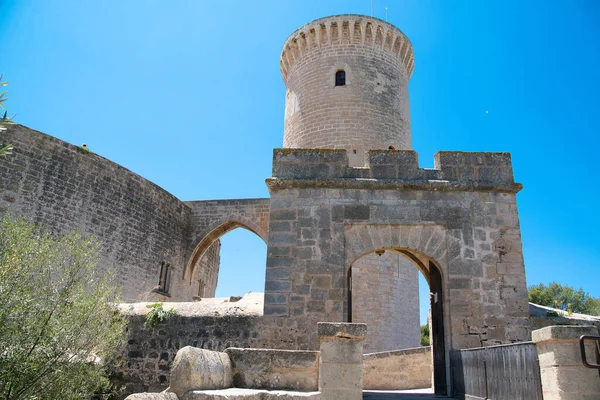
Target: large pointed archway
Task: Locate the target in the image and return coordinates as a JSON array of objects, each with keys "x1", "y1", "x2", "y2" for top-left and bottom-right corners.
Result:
[{"x1": 344, "y1": 224, "x2": 450, "y2": 396}]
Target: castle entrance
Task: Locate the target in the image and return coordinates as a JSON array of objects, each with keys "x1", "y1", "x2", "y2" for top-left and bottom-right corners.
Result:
[{"x1": 348, "y1": 246, "x2": 448, "y2": 395}]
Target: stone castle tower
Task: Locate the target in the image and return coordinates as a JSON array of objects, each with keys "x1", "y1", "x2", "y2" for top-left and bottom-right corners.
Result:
[{"x1": 280, "y1": 15, "x2": 420, "y2": 351}]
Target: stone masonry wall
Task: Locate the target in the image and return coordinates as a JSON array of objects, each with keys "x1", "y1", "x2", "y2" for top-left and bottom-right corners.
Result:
[
  {"x1": 352, "y1": 252, "x2": 420, "y2": 352},
  {"x1": 0, "y1": 125, "x2": 196, "y2": 302},
  {"x1": 363, "y1": 346, "x2": 432, "y2": 390},
  {"x1": 115, "y1": 296, "x2": 265, "y2": 395},
  {"x1": 264, "y1": 148, "x2": 529, "y2": 351},
  {"x1": 192, "y1": 240, "x2": 221, "y2": 298}
]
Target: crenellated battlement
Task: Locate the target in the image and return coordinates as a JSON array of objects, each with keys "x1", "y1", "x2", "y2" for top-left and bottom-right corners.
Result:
[
  {"x1": 280, "y1": 14, "x2": 414, "y2": 82},
  {"x1": 268, "y1": 148, "x2": 521, "y2": 192}
]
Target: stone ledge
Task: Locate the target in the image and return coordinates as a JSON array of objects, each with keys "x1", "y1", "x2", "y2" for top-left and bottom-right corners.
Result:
[
  {"x1": 532, "y1": 325, "x2": 599, "y2": 342},
  {"x1": 317, "y1": 322, "x2": 367, "y2": 340},
  {"x1": 363, "y1": 345, "x2": 431, "y2": 359},
  {"x1": 266, "y1": 177, "x2": 523, "y2": 194},
  {"x1": 183, "y1": 388, "x2": 321, "y2": 400}
]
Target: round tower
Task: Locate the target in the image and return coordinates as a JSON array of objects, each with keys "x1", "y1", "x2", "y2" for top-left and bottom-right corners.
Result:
[{"x1": 280, "y1": 14, "x2": 414, "y2": 166}]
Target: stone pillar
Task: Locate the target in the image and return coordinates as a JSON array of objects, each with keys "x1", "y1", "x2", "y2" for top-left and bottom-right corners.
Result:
[
  {"x1": 532, "y1": 325, "x2": 600, "y2": 400},
  {"x1": 318, "y1": 322, "x2": 367, "y2": 400}
]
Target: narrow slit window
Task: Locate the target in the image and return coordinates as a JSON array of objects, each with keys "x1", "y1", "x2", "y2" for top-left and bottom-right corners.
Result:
[
  {"x1": 157, "y1": 260, "x2": 171, "y2": 294},
  {"x1": 335, "y1": 70, "x2": 346, "y2": 86}
]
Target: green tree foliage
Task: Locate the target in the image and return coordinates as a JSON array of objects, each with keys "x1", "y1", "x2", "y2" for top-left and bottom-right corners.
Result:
[
  {"x1": 420, "y1": 324, "x2": 430, "y2": 346},
  {"x1": 0, "y1": 216, "x2": 126, "y2": 399},
  {"x1": 528, "y1": 282, "x2": 600, "y2": 316},
  {"x1": 0, "y1": 75, "x2": 15, "y2": 157}
]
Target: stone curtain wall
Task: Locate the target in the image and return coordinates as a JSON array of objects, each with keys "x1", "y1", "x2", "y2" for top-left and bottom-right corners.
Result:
[
  {"x1": 0, "y1": 125, "x2": 195, "y2": 302},
  {"x1": 265, "y1": 148, "x2": 529, "y2": 350},
  {"x1": 351, "y1": 252, "x2": 420, "y2": 352},
  {"x1": 281, "y1": 16, "x2": 414, "y2": 167},
  {"x1": 184, "y1": 199, "x2": 270, "y2": 282}
]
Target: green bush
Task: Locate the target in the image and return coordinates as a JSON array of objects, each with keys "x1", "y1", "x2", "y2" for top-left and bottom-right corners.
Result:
[
  {"x1": 0, "y1": 216, "x2": 126, "y2": 399},
  {"x1": 420, "y1": 324, "x2": 430, "y2": 346},
  {"x1": 145, "y1": 303, "x2": 179, "y2": 328}
]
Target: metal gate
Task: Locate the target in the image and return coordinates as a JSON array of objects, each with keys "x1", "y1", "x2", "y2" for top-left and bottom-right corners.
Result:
[{"x1": 450, "y1": 342, "x2": 542, "y2": 400}]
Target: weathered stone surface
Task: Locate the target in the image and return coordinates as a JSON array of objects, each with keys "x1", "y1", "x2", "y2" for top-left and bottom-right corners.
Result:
[
  {"x1": 317, "y1": 323, "x2": 367, "y2": 340},
  {"x1": 116, "y1": 296, "x2": 263, "y2": 396},
  {"x1": 0, "y1": 124, "x2": 200, "y2": 303},
  {"x1": 533, "y1": 325, "x2": 600, "y2": 400},
  {"x1": 225, "y1": 348, "x2": 319, "y2": 391},
  {"x1": 183, "y1": 388, "x2": 321, "y2": 400},
  {"x1": 318, "y1": 323, "x2": 365, "y2": 400},
  {"x1": 125, "y1": 392, "x2": 178, "y2": 400},
  {"x1": 363, "y1": 347, "x2": 432, "y2": 390},
  {"x1": 351, "y1": 253, "x2": 420, "y2": 352},
  {"x1": 532, "y1": 325, "x2": 599, "y2": 342},
  {"x1": 169, "y1": 347, "x2": 233, "y2": 398}
]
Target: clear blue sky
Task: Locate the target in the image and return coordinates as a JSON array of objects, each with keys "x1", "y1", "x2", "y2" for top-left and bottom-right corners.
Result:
[{"x1": 2, "y1": 1, "x2": 599, "y2": 324}]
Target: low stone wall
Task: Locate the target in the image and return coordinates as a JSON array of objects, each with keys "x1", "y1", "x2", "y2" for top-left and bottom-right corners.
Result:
[
  {"x1": 114, "y1": 296, "x2": 263, "y2": 395},
  {"x1": 529, "y1": 302, "x2": 600, "y2": 332},
  {"x1": 225, "y1": 348, "x2": 319, "y2": 391},
  {"x1": 363, "y1": 346, "x2": 432, "y2": 390}
]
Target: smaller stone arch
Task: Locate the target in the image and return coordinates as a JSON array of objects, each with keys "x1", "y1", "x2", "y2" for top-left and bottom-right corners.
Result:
[{"x1": 185, "y1": 219, "x2": 267, "y2": 281}]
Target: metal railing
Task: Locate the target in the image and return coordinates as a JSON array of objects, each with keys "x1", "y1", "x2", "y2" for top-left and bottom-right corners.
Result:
[{"x1": 579, "y1": 335, "x2": 600, "y2": 370}]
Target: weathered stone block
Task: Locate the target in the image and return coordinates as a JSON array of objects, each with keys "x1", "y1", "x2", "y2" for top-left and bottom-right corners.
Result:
[
  {"x1": 264, "y1": 293, "x2": 288, "y2": 305},
  {"x1": 225, "y1": 348, "x2": 319, "y2": 391},
  {"x1": 319, "y1": 340, "x2": 363, "y2": 364},
  {"x1": 265, "y1": 280, "x2": 292, "y2": 292},
  {"x1": 169, "y1": 347, "x2": 232, "y2": 398},
  {"x1": 343, "y1": 205, "x2": 369, "y2": 220}
]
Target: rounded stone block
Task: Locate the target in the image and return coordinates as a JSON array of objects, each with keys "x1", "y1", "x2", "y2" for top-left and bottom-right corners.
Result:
[{"x1": 170, "y1": 346, "x2": 233, "y2": 398}]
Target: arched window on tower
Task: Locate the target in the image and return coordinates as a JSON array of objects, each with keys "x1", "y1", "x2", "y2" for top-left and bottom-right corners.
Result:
[{"x1": 335, "y1": 70, "x2": 346, "y2": 86}]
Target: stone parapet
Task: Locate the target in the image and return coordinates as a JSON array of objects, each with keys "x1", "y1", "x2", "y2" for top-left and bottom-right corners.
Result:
[
  {"x1": 280, "y1": 14, "x2": 414, "y2": 81},
  {"x1": 532, "y1": 325, "x2": 600, "y2": 400},
  {"x1": 269, "y1": 149, "x2": 521, "y2": 193}
]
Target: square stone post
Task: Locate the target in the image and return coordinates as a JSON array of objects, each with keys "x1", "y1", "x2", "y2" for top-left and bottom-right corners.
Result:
[
  {"x1": 317, "y1": 322, "x2": 367, "y2": 400},
  {"x1": 532, "y1": 325, "x2": 600, "y2": 400}
]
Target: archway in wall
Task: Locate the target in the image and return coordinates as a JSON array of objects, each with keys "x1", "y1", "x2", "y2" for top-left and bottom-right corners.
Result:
[
  {"x1": 189, "y1": 221, "x2": 267, "y2": 300},
  {"x1": 348, "y1": 248, "x2": 447, "y2": 396}
]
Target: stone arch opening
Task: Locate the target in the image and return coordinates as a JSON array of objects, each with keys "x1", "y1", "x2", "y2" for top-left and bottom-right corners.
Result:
[
  {"x1": 186, "y1": 220, "x2": 267, "y2": 291},
  {"x1": 347, "y1": 247, "x2": 447, "y2": 395},
  {"x1": 343, "y1": 224, "x2": 450, "y2": 395}
]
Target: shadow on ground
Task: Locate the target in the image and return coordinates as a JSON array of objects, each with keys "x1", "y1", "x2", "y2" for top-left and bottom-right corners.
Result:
[{"x1": 363, "y1": 390, "x2": 454, "y2": 400}]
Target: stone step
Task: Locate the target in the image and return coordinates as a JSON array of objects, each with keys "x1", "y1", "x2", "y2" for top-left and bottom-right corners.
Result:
[{"x1": 182, "y1": 388, "x2": 321, "y2": 400}]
